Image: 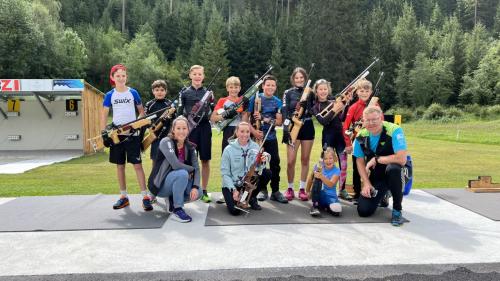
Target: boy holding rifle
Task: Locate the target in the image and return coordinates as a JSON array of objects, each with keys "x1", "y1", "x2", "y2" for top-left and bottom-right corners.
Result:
[
  {"x1": 343, "y1": 78, "x2": 382, "y2": 202},
  {"x1": 101, "y1": 64, "x2": 153, "y2": 211},
  {"x1": 178, "y1": 65, "x2": 214, "y2": 203},
  {"x1": 144, "y1": 80, "x2": 173, "y2": 165},
  {"x1": 244, "y1": 75, "x2": 288, "y2": 204}
]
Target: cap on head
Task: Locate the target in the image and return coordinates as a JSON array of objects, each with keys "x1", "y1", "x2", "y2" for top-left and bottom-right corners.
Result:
[{"x1": 109, "y1": 64, "x2": 127, "y2": 86}]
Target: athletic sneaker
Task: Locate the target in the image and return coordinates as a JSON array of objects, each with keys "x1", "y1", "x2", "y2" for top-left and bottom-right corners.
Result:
[
  {"x1": 142, "y1": 197, "x2": 153, "y2": 211},
  {"x1": 380, "y1": 194, "x2": 390, "y2": 208},
  {"x1": 201, "y1": 193, "x2": 212, "y2": 203},
  {"x1": 298, "y1": 189, "x2": 308, "y2": 201},
  {"x1": 270, "y1": 191, "x2": 288, "y2": 204},
  {"x1": 113, "y1": 197, "x2": 129, "y2": 209},
  {"x1": 249, "y1": 198, "x2": 262, "y2": 210},
  {"x1": 257, "y1": 190, "x2": 269, "y2": 201},
  {"x1": 309, "y1": 206, "x2": 321, "y2": 217},
  {"x1": 215, "y1": 196, "x2": 225, "y2": 204},
  {"x1": 150, "y1": 196, "x2": 157, "y2": 204},
  {"x1": 172, "y1": 208, "x2": 192, "y2": 223},
  {"x1": 391, "y1": 210, "x2": 404, "y2": 226},
  {"x1": 339, "y1": 189, "x2": 352, "y2": 201},
  {"x1": 284, "y1": 188, "x2": 295, "y2": 201}
]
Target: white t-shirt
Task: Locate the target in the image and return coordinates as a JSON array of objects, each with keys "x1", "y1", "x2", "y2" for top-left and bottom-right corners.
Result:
[{"x1": 103, "y1": 87, "x2": 142, "y2": 125}]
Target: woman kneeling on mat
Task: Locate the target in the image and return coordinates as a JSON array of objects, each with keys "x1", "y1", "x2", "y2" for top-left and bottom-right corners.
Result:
[
  {"x1": 148, "y1": 116, "x2": 202, "y2": 223},
  {"x1": 220, "y1": 122, "x2": 271, "y2": 215}
]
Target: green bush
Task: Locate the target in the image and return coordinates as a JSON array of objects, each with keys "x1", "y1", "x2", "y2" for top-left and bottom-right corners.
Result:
[
  {"x1": 462, "y1": 104, "x2": 481, "y2": 114},
  {"x1": 479, "y1": 108, "x2": 489, "y2": 119},
  {"x1": 385, "y1": 106, "x2": 416, "y2": 122},
  {"x1": 444, "y1": 106, "x2": 463, "y2": 119},
  {"x1": 423, "y1": 103, "x2": 446, "y2": 120},
  {"x1": 414, "y1": 106, "x2": 426, "y2": 120},
  {"x1": 487, "y1": 105, "x2": 500, "y2": 116}
]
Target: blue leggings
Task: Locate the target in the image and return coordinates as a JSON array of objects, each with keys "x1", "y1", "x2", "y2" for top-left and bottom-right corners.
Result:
[{"x1": 158, "y1": 169, "x2": 202, "y2": 208}]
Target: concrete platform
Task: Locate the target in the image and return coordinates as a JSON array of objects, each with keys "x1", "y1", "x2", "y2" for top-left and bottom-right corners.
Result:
[
  {"x1": 0, "y1": 150, "x2": 82, "y2": 174},
  {"x1": 0, "y1": 190, "x2": 499, "y2": 277}
]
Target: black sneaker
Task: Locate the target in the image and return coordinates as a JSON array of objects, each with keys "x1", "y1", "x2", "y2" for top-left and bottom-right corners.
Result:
[
  {"x1": 309, "y1": 206, "x2": 321, "y2": 217},
  {"x1": 270, "y1": 191, "x2": 288, "y2": 204},
  {"x1": 380, "y1": 192, "x2": 391, "y2": 208},
  {"x1": 113, "y1": 197, "x2": 129, "y2": 209},
  {"x1": 142, "y1": 197, "x2": 153, "y2": 211},
  {"x1": 257, "y1": 191, "x2": 269, "y2": 201},
  {"x1": 249, "y1": 198, "x2": 262, "y2": 210}
]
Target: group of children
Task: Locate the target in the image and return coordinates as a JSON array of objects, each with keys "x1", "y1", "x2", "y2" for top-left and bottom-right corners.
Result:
[{"x1": 102, "y1": 63, "x2": 379, "y2": 223}]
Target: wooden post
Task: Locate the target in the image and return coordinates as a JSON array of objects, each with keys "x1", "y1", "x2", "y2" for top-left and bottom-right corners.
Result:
[{"x1": 467, "y1": 176, "x2": 500, "y2": 193}]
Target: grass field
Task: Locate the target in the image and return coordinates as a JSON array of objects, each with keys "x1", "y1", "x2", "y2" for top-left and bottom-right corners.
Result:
[{"x1": 0, "y1": 119, "x2": 499, "y2": 197}]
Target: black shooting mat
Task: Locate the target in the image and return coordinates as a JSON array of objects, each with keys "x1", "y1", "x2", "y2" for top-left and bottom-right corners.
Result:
[
  {"x1": 423, "y1": 188, "x2": 500, "y2": 221},
  {"x1": 205, "y1": 192, "x2": 408, "y2": 226},
  {"x1": 0, "y1": 194, "x2": 169, "y2": 232}
]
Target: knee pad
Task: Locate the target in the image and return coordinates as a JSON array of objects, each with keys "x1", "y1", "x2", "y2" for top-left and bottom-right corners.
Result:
[{"x1": 329, "y1": 202, "x2": 342, "y2": 216}]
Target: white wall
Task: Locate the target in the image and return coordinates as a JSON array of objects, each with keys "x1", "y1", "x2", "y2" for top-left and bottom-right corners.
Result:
[{"x1": 0, "y1": 100, "x2": 83, "y2": 150}]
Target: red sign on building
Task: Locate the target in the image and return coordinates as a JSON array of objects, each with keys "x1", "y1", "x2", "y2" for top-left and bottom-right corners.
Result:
[{"x1": 0, "y1": 79, "x2": 21, "y2": 91}]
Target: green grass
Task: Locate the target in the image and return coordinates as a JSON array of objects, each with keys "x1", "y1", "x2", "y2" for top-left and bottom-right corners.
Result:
[{"x1": 1, "y1": 119, "x2": 499, "y2": 197}]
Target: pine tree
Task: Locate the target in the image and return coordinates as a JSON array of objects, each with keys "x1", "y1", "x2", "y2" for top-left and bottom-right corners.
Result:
[
  {"x1": 464, "y1": 23, "x2": 491, "y2": 74},
  {"x1": 199, "y1": 6, "x2": 230, "y2": 99}
]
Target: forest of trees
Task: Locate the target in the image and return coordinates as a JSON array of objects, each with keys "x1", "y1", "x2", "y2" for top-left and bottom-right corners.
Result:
[{"x1": 1, "y1": 0, "x2": 499, "y2": 110}]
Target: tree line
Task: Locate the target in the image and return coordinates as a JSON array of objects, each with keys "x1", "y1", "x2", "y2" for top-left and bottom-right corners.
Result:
[{"x1": 1, "y1": 0, "x2": 499, "y2": 109}]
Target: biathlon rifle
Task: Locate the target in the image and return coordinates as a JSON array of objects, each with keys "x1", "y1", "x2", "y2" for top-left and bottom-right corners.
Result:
[
  {"x1": 215, "y1": 66, "x2": 273, "y2": 132},
  {"x1": 142, "y1": 100, "x2": 178, "y2": 150},
  {"x1": 305, "y1": 143, "x2": 327, "y2": 198},
  {"x1": 345, "y1": 71, "x2": 384, "y2": 141},
  {"x1": 235, "y1": 120, "x2": 274, "y2": 212},
  {"x1": 316, "y1": 57, "x2": 379, "y2": 120},
  {"x1": 187, "y1": 67, "x2": 221, "y2": 129},
  {"x1": 88, "y1": 107, "x2": 168, "y2": 152}
]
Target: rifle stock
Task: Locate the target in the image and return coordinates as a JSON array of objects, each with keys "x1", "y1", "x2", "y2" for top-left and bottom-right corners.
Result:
[
  {"x1": 306, "y1": 160, "x2": 323, "y2": 198},
  {"x1": 142, "y1": 106, "x2": 176, "y2": 150},
  {"x1": 254, "y1": 93, "x2": 261, "y2": 131},
  {"x1": 87, "y1": 108, "x2": 166, "y2": 153}
]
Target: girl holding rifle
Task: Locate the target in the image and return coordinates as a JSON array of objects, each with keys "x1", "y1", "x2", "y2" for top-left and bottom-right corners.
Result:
[
  {"x1": 282, "y1": 67, "x2": 315, "y2": 201},
  {"x1": 309, "y1": 147, "x2": 342, "y2": 216},
  {"x1": 311, "y1": 79, "x2": 351, "y2": 200}
]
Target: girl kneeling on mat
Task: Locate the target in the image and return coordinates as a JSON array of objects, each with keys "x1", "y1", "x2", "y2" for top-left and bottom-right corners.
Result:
[
  {"x1": 220, "y1": 122, "x2": 271, "y2": 215},
  {"x1": 148, "y1": 116, "x2": 203, "y2": 223},
  {"x1": 309, "y1": 147, "x2": 342, "y2": 217}
]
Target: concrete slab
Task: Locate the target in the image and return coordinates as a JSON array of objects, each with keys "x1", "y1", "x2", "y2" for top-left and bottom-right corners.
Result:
[
  {"x1": 0, "y1": 190, "x2": 499, "y2": 277},
  {"x1": 0, "y1": 150, "x2": 82, "y2": 174}
]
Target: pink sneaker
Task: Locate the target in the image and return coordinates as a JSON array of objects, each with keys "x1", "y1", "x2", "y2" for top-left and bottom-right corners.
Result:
[
  {"x1": 298, "y1": 189, "x2": 308, "y2": 201},
  {"x1": 284, "y1": 188, "x2": 295, "y2": 201}
]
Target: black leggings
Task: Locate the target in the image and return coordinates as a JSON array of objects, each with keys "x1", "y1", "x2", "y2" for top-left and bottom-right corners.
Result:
[
  {"x1": 263, "y1": 139, "x2": 280, "y2": 193},
  {"x1": 221, "y1": 126, "x2": 236, "y2": 154},
  {"x1": 352, "y1": 155, "x2": 361, "y2": 198},
  {"x1": 222, "y1": 169, "x2": 271, "y2": 216},
  {"x1": 357, "y1": 164, "x2": 404, "y2": 217},
  {"x1": 311, "y1": 179, "x2": 322, "y2": 206}
]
